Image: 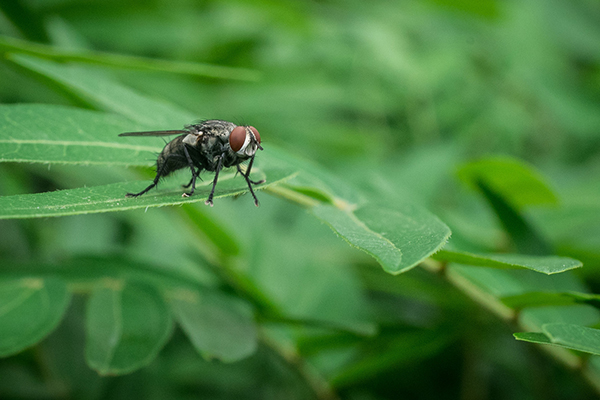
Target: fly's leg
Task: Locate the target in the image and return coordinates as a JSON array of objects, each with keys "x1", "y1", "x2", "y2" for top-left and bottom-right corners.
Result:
[
  {"x1": 182, "y1": 174, "x2": 194, "y2": 189},
  {"x1": 126, "y1": 162, "x2": 168, "y2": 197},
  {"x1": 127, "y1": 151, "x2": 196, "y2": 198},
  {"x1": 182, "y1": 145, "x2": 200, "y2": 197},
  {"x1": 182, "y1": 170, "x2": 202, "y2": 188},
  {"x1": 205, "y1": 152, "x2": 226, "y2": 207},
  {"x1": 126, "y1": 175, "x2": 160, "y2": 197},
  {"x1": 243, "y1": 154, "x2": 265, "y2": 185},
  {"x1": 236, "y1": 154, "x2": 264, "y2": 207}
]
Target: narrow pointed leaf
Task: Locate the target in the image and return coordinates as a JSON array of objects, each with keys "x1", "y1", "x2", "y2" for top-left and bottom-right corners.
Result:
[
  {"x1": 457, "y1": 157, "x2": 557, "y2": 254},
  {"x1": 457, "y1": 157, "x2": 558, "y2": 209},
  {"x1": 0, "y1": 104, "x2": 155, "y2": 165},
  {"x1": 433, "y1": 250, "x2": 581, "y2": 274},
  {"x1": 8, "y1": 54, "x2": 195, "y2": 127},
  {"x1": 477, "y1": 180, "x2": 552, "y2": 255},
  {"x1": 515, "y1": 324, "x2": 600, "y2": 356},
  {"x1": 501, "y1": 291, "x2": 600, "y2": 310},
  {"x1": 0, "y1": 35, "x2": 260, "y2": 81},
  {"x1": 542, "y1": 323, "x2": 600, "y2": 355},
  {"x1": 0, "y1": 276, "x2": 70, "y2": 356},
  {"x1": 0, "y1": 163, "x2": 294, "y2": 219},
  {"x1": 513, "y1": 332, "x2": 553, "y2": 345}
]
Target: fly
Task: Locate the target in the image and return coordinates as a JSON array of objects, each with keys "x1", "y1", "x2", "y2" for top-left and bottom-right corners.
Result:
[{"x1": 119, "y1": 119, "x2": 264, "y2": 206}]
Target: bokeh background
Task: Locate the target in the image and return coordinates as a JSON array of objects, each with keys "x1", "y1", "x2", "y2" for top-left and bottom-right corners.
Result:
[{"x1": 1, "y1": 0, "x2": 600, "y2": 399}]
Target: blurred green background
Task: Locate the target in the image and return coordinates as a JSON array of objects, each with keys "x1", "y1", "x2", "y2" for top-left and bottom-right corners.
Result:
[{"x1": 1, "y1": 0, "x2": 600, "y2": 399}]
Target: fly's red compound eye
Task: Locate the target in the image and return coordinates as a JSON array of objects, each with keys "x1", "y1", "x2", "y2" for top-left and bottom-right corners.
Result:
[
  {"x1": 249, "y1": 126, "x2": 261, "y2": 144},
  {"x1": 229, "y1": 126, "x2": 246, "y2": 152}
]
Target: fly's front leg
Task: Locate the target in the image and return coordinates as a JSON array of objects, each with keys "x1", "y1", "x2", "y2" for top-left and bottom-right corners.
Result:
[
  {"x1": 242, "y1": 154, "x2": 265, "y2": 185},
  {"x1": 236, "y1": 155, "x2": 264, "y2": 207},
  {"x1": 205, "y1": 152, "x2": 226, "y2": 207},
  {"x1": 182, "y1": 145, "x2": 199, "y2": 197}
]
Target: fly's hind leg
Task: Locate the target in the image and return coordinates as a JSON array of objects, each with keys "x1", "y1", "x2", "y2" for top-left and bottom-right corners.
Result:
[
  {"x1": 126, "y1": 174, "x2": 160, "y2": 197},
  {"x1": 182, "y1": 175, "x2": 194, "y2": 189},
  {"x1": 126, "y1": 162, "x2": 167, "y2": 197},
  {"x1": 182, "y1": 146, "x2": 201, "y2": 198},
  {"x1": 125, "y1": 151, "x2": 193, "y2": 197}
]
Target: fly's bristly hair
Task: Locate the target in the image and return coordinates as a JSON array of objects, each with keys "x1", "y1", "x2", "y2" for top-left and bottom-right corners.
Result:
[{"x1": 119, "y1": 119, "x2": 264, "y2": 207}]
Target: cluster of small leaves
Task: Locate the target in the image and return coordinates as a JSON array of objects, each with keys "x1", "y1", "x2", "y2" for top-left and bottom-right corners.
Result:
[{"x1": 1, "y1": 1, "x2": 600, "y2": 399}]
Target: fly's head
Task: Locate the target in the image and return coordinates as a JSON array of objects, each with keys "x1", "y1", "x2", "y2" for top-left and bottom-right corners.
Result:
[{"x1": 229, "y1": 125, "x2": 262, "y2": 158}]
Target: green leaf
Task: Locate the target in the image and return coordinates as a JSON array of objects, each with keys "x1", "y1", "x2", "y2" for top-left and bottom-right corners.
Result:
[
  {"x1": 178, "y1": 204, "x2": 241, "y2": 257},
  {"x1": 0, "y1": 155, "x2": 296, "y2": 219},
  {"x1": 543, "y1": 323, "x2": 600, "y2": 355},
  {"x1": 169, "y1": 288, "x2": 257, "y2": 362},
  {"x1": 261, "y1": 147, "x2": 451, "y2": 275},
  {"x1": 330, "y1": 329, "x2": 455, "y2": 388},
  {"x1": 312, "y1": 202, "x2": 451, "y2": 275},
  {"x1": 0, "y1": 102, "x2": 298, "y2": 219},
  {"x1": 8, "y1": 54, "x2": 195, "y2": 127},
  {"x1": 0, "y1": 276, "x2": 70, "y2": 357},
  {"x1": 5, "y1": 54, "x2": 451, "y2": 276},
  {"x1": 513, "y1": 331, "x2": 553, "y2": 345},
  {"x1": 0, "y1": 35, "x2": 260, "y2": 81},
  {"x1": 0, "y1": 256, "x2": 213, "y2": 294},
  {"x1": 477, "y1": 180, "x2": 552, "y2": 255},
  {"x1": 312, "y1": 204, "x2": 402, "y2": 273},
  {"x1": 456, "y1": 157, "x2": 559, "y2": 254},
  {"x1": 433, "y1": 249, "x2": 582, "y2": 274},
  {"x1": 430, "y1": 0, "x2": 500, "y2": 18},
  {"x1": 85, "y1": 281, "x2": 172, "y2": 375},
  {"x1": 515, "y1": 324, "x2": 600, "y2": 356},
  {"x1": 457, "y1": 156, "x2": 558, "y2": 209},
  {"x1": 0, "y1": 104, "x2": 155, "y2": 165},
  {"x1": 502, "y1": 291, "x2": 600, "y2": 310},
  {"x1": 284, "y1": 185, "x2": 335, "y2": 205}
]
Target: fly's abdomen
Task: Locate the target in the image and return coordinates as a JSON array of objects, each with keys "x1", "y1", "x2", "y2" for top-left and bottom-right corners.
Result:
[{"x1": 156, "y1": 136, "x2": 190, "y2": 177}]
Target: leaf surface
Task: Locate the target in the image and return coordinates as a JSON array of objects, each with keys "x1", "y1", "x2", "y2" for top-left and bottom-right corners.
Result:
[
  {"x1": 434, "y1": 250, "x2": 581, "y2": 274},
  {"x1": 502, "y1": 291, "x2": 600, "y2": 310},
  {"x1": 457, "y1": 157, "x2": 558, "y2": 209},
  {"x1": 8, "y1": 54, "x2": 195, "y2": 127},
  {"x1": 0, "y1": 276, "x2": 70, "y2": 356},
  {"x1": 169, "y1": 288, "x2": 257, "y2": 362},
  {"x1": 313, "y1": 202, "x2": 451, "y2": 274},
  {"x1": 1, "y1": 57, "x2": 454, "y2": 275},
  {"x1": 0, "y1": 163, "x2": 294, "y2": 219},
  {"x1": 0, "y1": 104, "x2": 154, "y2": 165},
  {"x1": 85, "y1": 281, "x2": 172, "y2": 375},
  {"x1": 515, "y1": 323, "x2": 600, "y2": 356},
  {"x1": 0, "y1": 34, "x2": 260, "y2": 81}
]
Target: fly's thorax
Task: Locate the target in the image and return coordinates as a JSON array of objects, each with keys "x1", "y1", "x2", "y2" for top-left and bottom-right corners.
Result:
[
  {"x1": 182, "y1": 133, "x2": 199, "y2": 146},
  {"x1": 206, "y1": 135, "x2": 221, "y2": 149}
]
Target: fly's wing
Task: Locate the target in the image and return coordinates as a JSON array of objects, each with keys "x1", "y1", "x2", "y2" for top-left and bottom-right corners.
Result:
[{"x1": 119, "y1": 130, "x2": 188, "y2": 137}]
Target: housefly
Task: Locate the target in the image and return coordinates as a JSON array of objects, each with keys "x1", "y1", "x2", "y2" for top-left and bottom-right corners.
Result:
[{"x1": 119, "y1": 119, "x2": 264, "y2": 206}]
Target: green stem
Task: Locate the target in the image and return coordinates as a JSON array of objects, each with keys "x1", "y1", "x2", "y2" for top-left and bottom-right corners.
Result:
[{"x1": 261, "y1": 330, "x2": 341, "y2": 400}]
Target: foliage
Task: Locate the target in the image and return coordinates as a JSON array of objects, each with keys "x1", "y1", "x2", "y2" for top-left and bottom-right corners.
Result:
[{"x1": 1, "y1": 0, "x2": 600, "y2": 399}]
